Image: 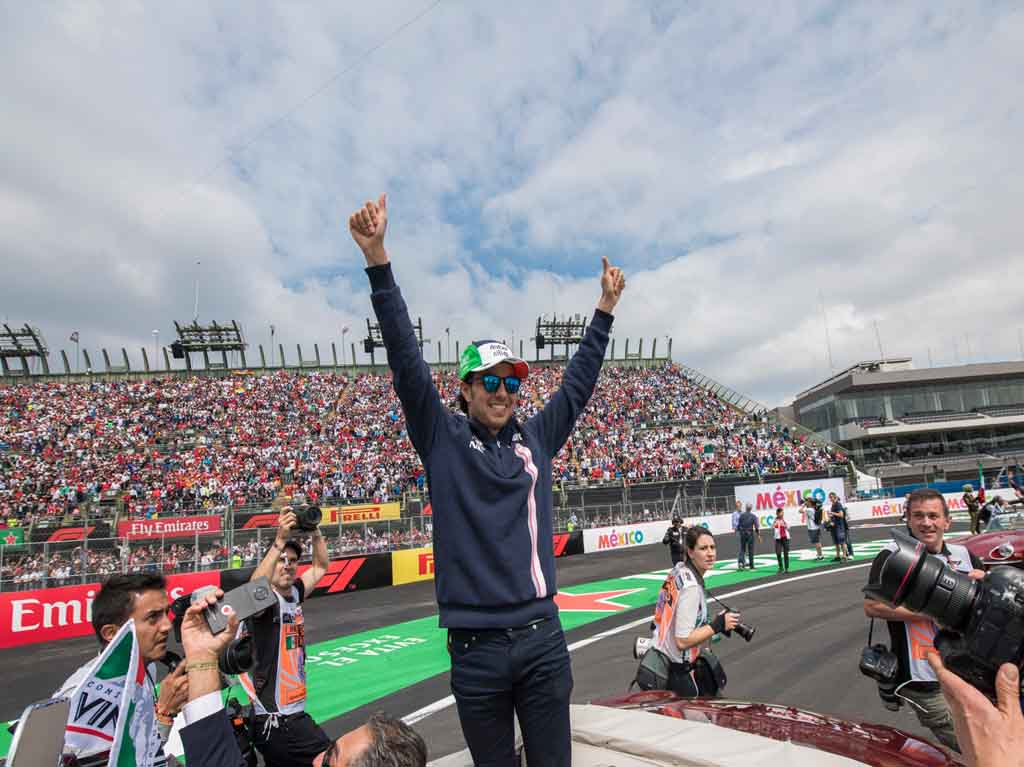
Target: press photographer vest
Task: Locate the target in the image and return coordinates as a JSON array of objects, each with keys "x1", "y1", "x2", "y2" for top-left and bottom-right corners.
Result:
[
  {"x1": 239, "y1": 582, "x2": 307, "y2": 715},
  {"x1": 652, "y1": 562, "x2": 708, "y2": 665},
  {"x1": 884, "y1": 541, "x2": 973, "y2": 684}
]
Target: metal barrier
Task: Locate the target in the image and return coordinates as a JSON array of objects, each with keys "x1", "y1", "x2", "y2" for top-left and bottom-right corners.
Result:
[
  {"x1": 2, "y1": 478, "x2": 848, "y2": 591},
  {"x1": 0, "y1": 516, "x2": 433, "y2": 592}
]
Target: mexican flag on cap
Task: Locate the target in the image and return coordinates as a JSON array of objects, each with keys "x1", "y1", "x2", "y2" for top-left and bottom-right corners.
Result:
[{"x1": 459, "y1": 340, "x2": 530, "y2": 381}]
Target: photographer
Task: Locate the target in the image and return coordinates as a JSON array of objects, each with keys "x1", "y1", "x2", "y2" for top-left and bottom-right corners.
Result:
[
  {"x1": 55, "y1": 573, "x2": 187, "y2": 767},
  {"x1": 649, "y1": 528, "x2": 740, "y2": 696},
  {"x1": 827, "y1": 492, "x2": 849, "y2": 562},
  {"x1": 178, "y1": 590, "x2": 427, "y2": 767},
  {"x1": 863, "y1": 488, "x2": 984, "y2": 751},
  {"x1": 662, "y1": 517, "x2": 685, "y2": 566},
  {"x1": 239, "y1": 508, "x2": 330, "y2": 767}
]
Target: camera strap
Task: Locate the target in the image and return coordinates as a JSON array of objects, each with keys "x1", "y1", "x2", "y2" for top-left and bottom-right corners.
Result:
[{"x1": 866, "y1": 617, "x2": 875, "y2": 646}]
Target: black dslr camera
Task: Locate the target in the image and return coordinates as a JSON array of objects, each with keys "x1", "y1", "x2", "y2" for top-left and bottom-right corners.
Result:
[
  {"x1": 859, "y1": 643, "x2": 901, "y2": 711},
  {"x1": 864, "y1": 529, "x2": 1024, "y2": 700},
  {"x1": 723, "y1": 620, "x2": 756, "y2": 642},
  {"x1": 291, "y1": 502, "x2": 322, "y2": 532}
]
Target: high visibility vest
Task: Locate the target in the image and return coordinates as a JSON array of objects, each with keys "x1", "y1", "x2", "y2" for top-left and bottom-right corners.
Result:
[
  {"x1": 652, "y1": 563, "x2": 707, "y2": 665},
  {"x1": 240, "y1": 586, "x2": 307, "y2": 715}
]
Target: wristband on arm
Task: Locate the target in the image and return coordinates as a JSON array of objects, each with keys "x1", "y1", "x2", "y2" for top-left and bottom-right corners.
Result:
[{"x1": 710, "y1": 612, "x2": 727, "y2": 635}]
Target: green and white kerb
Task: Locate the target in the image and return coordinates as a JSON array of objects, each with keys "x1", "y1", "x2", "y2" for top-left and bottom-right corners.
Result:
[{"x1": 459, "y1": 340, "x2": 530, "y2": 381}]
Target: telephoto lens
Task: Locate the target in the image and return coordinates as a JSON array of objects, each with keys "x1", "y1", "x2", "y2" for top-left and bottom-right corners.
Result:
[
  {"x1": 733, "y1": 622, "x2": 756, "y2": 642},
  {"x1": 863, "y1": 529, "x2": 978, "y2": 631}
]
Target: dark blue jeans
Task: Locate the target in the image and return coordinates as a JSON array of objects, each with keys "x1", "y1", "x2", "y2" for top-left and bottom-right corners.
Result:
[
  {"x1": 739, "y1": 531, "x2": 755, "y2": 568},
  {"x1": 448, "y1": 616, "x2": 573, "y2": 767}
]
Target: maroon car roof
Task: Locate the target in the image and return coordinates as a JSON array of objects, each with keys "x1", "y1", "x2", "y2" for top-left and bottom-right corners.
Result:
[{"x1": 592, "y1": 691, "x2": 963, "y2": 767}]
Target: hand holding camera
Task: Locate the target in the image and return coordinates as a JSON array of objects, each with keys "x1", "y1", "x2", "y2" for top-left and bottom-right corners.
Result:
[
  {"x1": 710, "y1": 610, "x2": 739, "y2": 636},
  {"x1": 928, "y1": 652, "x2": 1024, "y2": 767},
  {"x1": 707, "y1": 594, "x2": 757, "y2": 642},
  {"x1": 278, "y1": 504, "x2": 322, "y2": 538}
]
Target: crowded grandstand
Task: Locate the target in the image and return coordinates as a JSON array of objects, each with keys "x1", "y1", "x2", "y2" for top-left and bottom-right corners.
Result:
[{"x1": 0, "y1": 363, "x2": 846, "y2": 588}]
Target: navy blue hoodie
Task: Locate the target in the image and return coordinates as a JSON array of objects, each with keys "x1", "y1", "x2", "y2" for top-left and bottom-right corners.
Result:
[{"x1": 367, "y1": 264, "x2": 612, "y2": 628}]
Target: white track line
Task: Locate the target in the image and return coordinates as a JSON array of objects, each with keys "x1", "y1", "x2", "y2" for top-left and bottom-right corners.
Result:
[{"x1": 402, "y1": 561, "x2": 871, "y2": 725}]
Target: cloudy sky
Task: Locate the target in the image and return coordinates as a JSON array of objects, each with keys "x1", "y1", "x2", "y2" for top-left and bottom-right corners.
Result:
[{"x1": 2, "y1": 1, "x2": 1022, "y2": 405}]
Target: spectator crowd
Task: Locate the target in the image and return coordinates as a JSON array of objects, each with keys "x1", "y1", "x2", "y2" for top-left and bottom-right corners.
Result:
[
  {"x1": 0, "y1": 364, "x2": 845, "y2": 588},
  {"x1": 1, "y1": 364, "x2": 844, "y2": 524}
]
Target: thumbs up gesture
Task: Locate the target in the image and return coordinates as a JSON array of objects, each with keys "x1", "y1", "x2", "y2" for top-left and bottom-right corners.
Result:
[
  {"x1": 349, "y1": 194, "x2": 389, "y2": 266},
  {"x1": 597, "y1": 256, "x2": 626, "y2": 314}
]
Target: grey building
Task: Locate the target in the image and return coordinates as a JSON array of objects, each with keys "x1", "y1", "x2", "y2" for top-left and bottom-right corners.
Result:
[{"x1": 792, "y1": 359, "x2": 1024, "y2": 473}]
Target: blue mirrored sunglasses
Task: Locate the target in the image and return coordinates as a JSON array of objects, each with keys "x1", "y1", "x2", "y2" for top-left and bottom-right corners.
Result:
[{"x1": 479, "y1": 374, "x2": 521, "y2": 395}]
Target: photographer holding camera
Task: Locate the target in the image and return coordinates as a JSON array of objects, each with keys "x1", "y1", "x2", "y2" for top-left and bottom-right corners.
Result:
[
  {"x1": 641, "y1": 528, "x2": 747, "y2": 697},
  {"x1": 178, "y1": 590, "x2": 426, "y2": 767},
  {"x1": 54, "y1": 573, "x2": 188, "y2": 766},
  {"x1": 239, "y1": 506, "x2": 330, "y2": 767},
  {"x1": 662, "y1": 517, "x2": 685, "y2": 566},
  {"x1": 863, "y1": 488, "x2": 984, "y2": 751}
]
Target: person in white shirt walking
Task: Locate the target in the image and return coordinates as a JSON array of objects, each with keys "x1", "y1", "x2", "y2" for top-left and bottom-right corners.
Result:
[
  {"x1": 772, "y1": 508, "x2": 791, "y2": 573},
  {"x1": 802, "y1": 496, "x2": 824, "y2": 561}
]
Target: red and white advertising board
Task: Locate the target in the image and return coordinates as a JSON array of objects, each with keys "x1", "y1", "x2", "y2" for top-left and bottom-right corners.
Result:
[
  {"x1": 0, "y1": 571, "x2": 219, "y2": 649},
  {"x1": 116, "y1": 515, "x2": 222, "y2": 540}
]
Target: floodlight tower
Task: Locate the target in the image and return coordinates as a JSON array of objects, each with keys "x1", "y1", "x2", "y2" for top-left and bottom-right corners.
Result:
[
  {"x1": 171, "y1": 319, "x2": 247, "y2": 371},
  {"x1": 533, "y1": 313, "x2": 587, "y2": 361}
]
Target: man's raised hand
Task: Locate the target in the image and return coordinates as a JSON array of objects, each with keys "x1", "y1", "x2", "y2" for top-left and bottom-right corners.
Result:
[
  {"x1": 349, "y1": 194, "x2": 389, "y2": 266},
  {"x1": 928, "y1": 652, "x2": 1024, "y2": 767},
  {"x1": 597, "y1": 256, "x2": 626, "y2": 314}
]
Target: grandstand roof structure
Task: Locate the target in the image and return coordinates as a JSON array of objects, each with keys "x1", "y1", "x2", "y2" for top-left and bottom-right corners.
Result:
[
  {"x1": 794, "y1": 358, "x2": 1024, "y2": 402},
  {"x1": 791, "y1": 357, "x2": 1024, "y2": 481}
]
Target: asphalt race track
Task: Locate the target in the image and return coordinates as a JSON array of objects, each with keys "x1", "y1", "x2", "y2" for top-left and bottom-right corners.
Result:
[{"x1": 0, "y1": 518, "x2": 968, "y2": 761}]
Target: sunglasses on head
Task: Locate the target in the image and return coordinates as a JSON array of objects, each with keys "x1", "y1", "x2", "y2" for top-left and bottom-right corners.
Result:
[{"x1": 477, "y1": 374, "x2": 521, "y2": 395}]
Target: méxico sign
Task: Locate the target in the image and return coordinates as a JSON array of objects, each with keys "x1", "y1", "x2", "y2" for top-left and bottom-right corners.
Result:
[
  {"x1": 583, "y1": 520, "x2": 667, "y2": 554},
  {"x1": 733, "y1": 478, "x2": 845, "y2": 512}
]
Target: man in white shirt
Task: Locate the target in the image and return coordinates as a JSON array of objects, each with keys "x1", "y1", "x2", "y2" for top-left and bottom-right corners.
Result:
[{"x1": 864, "y1": 489, "x2": 984, "y2": 751}]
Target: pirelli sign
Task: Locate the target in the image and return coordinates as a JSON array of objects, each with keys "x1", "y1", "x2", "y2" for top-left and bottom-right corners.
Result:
[{"x1": 326, "y1": 502, "x2": 402, "y2": 525}]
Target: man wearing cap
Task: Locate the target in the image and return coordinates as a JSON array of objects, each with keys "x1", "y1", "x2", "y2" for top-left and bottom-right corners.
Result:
[
  {"x1": 662, "y1": 516, "x2": 685, "y2": 566},
  {"x1": 349, "y1": 194, "x2": 626, "y2": 767}
]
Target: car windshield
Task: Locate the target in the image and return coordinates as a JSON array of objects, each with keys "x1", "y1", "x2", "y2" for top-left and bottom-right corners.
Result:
[{"x1": 984, "y1": 509, "x2": 1024, "y2": 532}]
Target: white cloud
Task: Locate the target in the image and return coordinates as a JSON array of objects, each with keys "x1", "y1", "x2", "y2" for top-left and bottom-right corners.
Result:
[{"x1": 1, "y1": 1, "x2": 1022, "y2": 403}]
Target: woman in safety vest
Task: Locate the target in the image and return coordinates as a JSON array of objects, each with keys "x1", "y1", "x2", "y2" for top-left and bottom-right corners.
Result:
[{"x1": 650, "y1": 528, "x2": 741, "y2": 696}]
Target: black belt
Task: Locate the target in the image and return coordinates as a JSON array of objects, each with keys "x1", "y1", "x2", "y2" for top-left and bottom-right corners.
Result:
[{"x1": 452, "y1": 616, "x2": 551, "y2": 639}]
